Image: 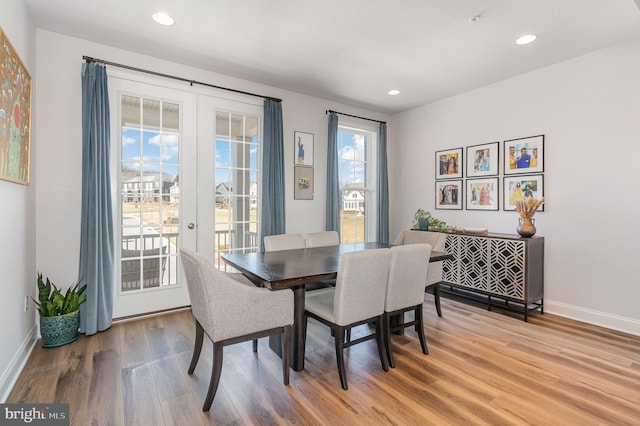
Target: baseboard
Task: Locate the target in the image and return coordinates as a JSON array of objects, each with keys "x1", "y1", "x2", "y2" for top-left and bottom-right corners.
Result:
[
  {"x1": 0, "y1": 324, "x2": 38, "y2": 403},
  {"x1": 545, "y1": 300, "x2": 640, "y2": 337}
]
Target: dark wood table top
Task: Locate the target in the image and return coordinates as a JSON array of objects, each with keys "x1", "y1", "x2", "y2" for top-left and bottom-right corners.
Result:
[{"x1": 222, "y1": 242, "x2": 453, "y2": 290}]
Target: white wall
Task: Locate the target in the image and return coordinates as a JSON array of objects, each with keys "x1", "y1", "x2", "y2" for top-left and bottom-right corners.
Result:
[
  {"x1": 389, "y1": 37, "x2": 640, "y2": 334},
  {"x1": 0, "y1": 0, "x2": 38, "y2": 402}
]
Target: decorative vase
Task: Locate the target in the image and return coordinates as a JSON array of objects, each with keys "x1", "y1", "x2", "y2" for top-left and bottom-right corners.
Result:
[
  {"x1": 417, "y1": 218, "x2": 429, "y2": 230},
  {"x1": 39, "y1": 310, "x2": 80, "y2": 348},
  {"x1": 517, "y1": 217, "x2": 536, "y2": 238}
]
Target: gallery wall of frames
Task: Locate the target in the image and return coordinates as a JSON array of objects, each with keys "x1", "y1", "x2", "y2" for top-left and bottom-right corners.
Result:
[{"x1": 434, "y1": 135, "x2": 544, "y2": 212}]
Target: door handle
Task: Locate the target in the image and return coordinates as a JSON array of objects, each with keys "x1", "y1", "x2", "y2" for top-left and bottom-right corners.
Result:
[{"x1": 188, "y1": 223, "x2": 195, "y2": 229}]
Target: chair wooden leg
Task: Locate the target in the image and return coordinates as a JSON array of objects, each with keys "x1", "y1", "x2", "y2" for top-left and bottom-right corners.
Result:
[
  {"x1": 282, "y1": 325, "x2": 291, "y2": 386},
  {"x1": 375, "y1": 315, "x2": 389, "y2": 372},
  {"x1": 383, "y1": 312, "x2": 395, "y2": 368},
  {"x1": 188, "y1": 320, "x2": 204, "y2": 374},
  {"x1": 253, "y1": 339, "x2": 258, "y2": 353},
  {"x1": 203, "y1": 342, "x2": 224, "y2": 412},
  {"x1": 415, "y1": 305, "x2": 428, "y2": 355},
  {"x1": 434, "y1": 284, "x2": 442, "y2": 317},
  {"x1": 334, "y1": 326, "x2": 348, "y2": 390}
]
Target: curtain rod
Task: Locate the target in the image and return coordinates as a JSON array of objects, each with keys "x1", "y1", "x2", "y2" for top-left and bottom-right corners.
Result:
[
  {"x1": 326, "y1": 109, "x2": 386, "y2": 125},
  {"x1": 83, "y1": 56, "x2": 282, "y2": 103}
]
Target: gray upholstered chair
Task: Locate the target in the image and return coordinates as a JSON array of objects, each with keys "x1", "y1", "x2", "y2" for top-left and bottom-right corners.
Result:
[
  {"x1": 263, "y1": 233, "x2": 306, "y2": 252},
  {"x1": 393, "y1": 230, "x2": 446, "y2": 316},
  {"x1": 264, "y1": 233, "x2": 330, "y2": 291},
  {"x1": 303, "y1": 231, "x2": 340, "y2": 247},
  {"x1": 383, "y1": 243, "x2": 432, "y2": 368},
  {"x1": 304, "y1": 248, "x2": 391, "y2": 390},
  {"x1": 179, "y1": 248, "x2": 294, "y2": 411}
]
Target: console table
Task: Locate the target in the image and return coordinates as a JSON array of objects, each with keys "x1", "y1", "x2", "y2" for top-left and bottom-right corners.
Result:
[{"x1": 417, "y1": 230, "x2": 544, "y2": 321}]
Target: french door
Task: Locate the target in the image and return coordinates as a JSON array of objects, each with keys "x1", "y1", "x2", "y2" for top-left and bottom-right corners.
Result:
[{"x1": 109, "y1": 74, "x2": 262, "y2": 318}]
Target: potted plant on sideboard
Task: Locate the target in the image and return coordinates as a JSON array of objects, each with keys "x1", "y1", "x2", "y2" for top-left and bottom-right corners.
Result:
[{"x1": 32, "y1": 273, "x2": 87, "y2": 348}]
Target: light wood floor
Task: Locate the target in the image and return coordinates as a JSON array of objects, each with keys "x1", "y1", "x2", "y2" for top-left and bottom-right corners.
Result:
[{"x1": 8, "y1": 295, "x2": 640, "y2": 425}]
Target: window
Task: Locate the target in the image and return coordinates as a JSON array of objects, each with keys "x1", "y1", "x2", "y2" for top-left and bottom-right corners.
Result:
[
  {"x1": 119, "y1": 95, "x2": 180, "y2": 291},
  {"x1": 337, "y1": 125, "x2": 377, "y2": 243},
  {"x1": 214, "y1": 111, "x2": 260, "y2": 270}
]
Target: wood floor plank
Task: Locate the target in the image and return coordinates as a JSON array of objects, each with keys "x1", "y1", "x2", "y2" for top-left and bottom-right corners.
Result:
[{"x1": 7, "y1": 296, "x2": 640, "y2": 425}]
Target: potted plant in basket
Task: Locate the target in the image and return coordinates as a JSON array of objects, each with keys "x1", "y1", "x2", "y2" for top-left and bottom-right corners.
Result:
[{"x1": 32, "y1": 273, "x2": 87, "y2": 348}]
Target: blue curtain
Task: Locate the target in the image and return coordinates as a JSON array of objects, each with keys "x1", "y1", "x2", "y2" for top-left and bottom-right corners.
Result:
[
  {"x1": 260, "y1": 99, "x2": 285, "y2": 250},
  {"x1": 376, "y1": 122, "x2": 389, "y2": 244},
  {"x1": 79, "y1": 63, "x2": 114, "y2": 335},
  {"x1": 326, "y1": 112, "x2": 340, "y2": 234}
]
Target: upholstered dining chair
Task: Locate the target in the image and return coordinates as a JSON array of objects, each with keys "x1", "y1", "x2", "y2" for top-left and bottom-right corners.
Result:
[
  {"x1": 383, "y1": 243, "x2": 432, "y2": 368},
  {"x1": 264, "y1": 233, "x2": 330, "y2": 291},
  {"x1": 303, "y1": 231, "x2": 340, "y2": 248},
  {"x1": 393, "y1": 230, "x2": 446, "y2": 317},
  {"x1": 263, "y1": 233, "x2": 306, "y2": 252},
  {"x1": 179, "y1": 248, "x2": 294, "y2": 411},
  {"x1": 303, "y1": 248, "x2": 391, "y2": 390}
]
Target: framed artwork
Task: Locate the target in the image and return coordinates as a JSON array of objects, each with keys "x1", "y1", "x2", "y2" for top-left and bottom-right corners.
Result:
[
  {"x1": 466, "y1": 178, "x2": 499, "y2": 211},
  {"x1": 294, "y1": 131, "x2": 314, "y2": 166},
  {"x1": 435, "y1": 179, "x2": 463, "y2": 210},
  {"x1": 435, "y1": 147, "x2": 463, "y2": 179},
  {"x1": 0, "y1": 28, "x2": 32, "y2": 185},
  {"x1": 294, "y1": 166, "x2": 314, "y2": 200},
  {"x1": 503, "y1": 175, "x2": 544, "y2": 211},
  {"x1": 466, "y1": 141, "x2": 499, "y2": 177},
  {"x1": 503, "y1": 135, "x2": 544, "y2": 175}
]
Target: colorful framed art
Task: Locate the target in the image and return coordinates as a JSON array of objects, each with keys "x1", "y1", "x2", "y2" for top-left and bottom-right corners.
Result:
[
  {"x1": 435, "y1": 147, "x2": 463, "y2": 179},
  {"x1": 504, "y1": 135, "x2": 544, "y2": 175},
  {"x1": 0, "y1": 28, "x2": 32, "y2": 185}
]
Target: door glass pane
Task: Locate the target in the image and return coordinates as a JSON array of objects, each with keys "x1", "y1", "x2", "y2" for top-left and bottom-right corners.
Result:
[
  {"x1": 338, "y1": 129, "x2": 369, "y2": 244},
  {"x1": 215, "y1": 111, "x2": 259, "y2": 270},
  {"x1": 120, "y1": 95, "x2": 180, "y2": 291}
]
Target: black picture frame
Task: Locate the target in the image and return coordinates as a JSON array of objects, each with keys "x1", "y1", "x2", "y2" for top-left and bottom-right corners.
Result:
[
  {"x1": 466, "y1": 177, "x2": 499, "y2": 211},
  {"x1": 504, "y1": 135, "x2": 544, "y2": 175},
  {"x1": 435, "y1": 147, "x2": 463, "y2": 179},
  {"x1": 503, "y1": 174, "x2": 544, "y2": 211},
  {"x1": 435, "y1": 179, "x2": 463, "y2": 210},
  {"x1": 466, "y1": 141, "x2": 499, "y2": 177}
]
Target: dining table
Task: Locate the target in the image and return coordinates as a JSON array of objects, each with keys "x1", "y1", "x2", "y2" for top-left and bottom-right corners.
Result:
[{"x1": 222, "y1": 242, "x2": 453, "y2": 371}]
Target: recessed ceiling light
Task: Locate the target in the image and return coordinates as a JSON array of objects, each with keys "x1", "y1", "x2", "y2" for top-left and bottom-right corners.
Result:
[
  {"x1": 516, "y1": 34, "x2": 536, "y2": 45},
  {"x1": 388, "y1": 89, "x2": 400, "y2": 95},
  {"x1": 152, "y1": 12, "x2": 174, "y2": 26}
]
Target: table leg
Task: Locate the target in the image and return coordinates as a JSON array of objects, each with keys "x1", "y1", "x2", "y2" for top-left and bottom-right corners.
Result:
[{"x1": 269, "y1": 286, "x2": 306, "y2": 371}]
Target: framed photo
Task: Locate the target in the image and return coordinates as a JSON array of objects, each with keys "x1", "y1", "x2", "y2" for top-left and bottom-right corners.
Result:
[
  {"x1": 466, "y1": 178, "x2": 499, "y2": 211},
  {"x1": 467, "y1": 141, "x2": 499, "y2": 177},
  {"x1": 0, "y1": 28, "x2": 32, "y2": 185},
  {"x1": 435, "y1": 148, "x2": 463, "y2": 179},
  {"x1": 294, "y1": 166, "x2": 314, "y2": 200},
  {"x1": 504, "y1": 135, "x2": 544, "y2": 175},
  {"x1": 294, "y1": 131, "x2": 314, "y2": 166},
  {"x1": 435, "y1": 179, "x2": 463, "y2": 210},
  {"x1": 503, "y1": 175, "x2": 544, "y2": 211}
]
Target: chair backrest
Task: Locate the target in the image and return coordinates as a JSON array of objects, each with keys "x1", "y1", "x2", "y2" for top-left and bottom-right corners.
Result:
[
  {"x1": 180, "y1": 248, "x2": 253, "y2": 339},
  {"x1": 385, "y1": 244, "x2": 432, "y2": 312},
  {"x1": 333, "y1": 248, "x2": 391, "y2": 326},
  {"x1": 304, "y1": 231, "x2": 340, "y2": 248},
  {"x1": 264, "y1": 233, "x2": 306, "y2": 252},
  {"x1": 393, "y1": 231, "x2": 444, "y2": 286}
]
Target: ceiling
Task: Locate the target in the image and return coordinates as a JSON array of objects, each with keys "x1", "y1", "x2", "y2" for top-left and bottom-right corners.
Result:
[{"x1": 25, "y1": 0, "x2": 640, "y2": 114}]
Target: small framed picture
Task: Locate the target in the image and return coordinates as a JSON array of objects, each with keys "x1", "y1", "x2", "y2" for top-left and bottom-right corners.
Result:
[
  {"x1": 466, "y1": 178, "x2": 499, "y2": 211},
  {"x1": 294, "y1": 131, "x2": 314, "y2": 166},
  {"x1": 503, "y1": 175, "x2": 544, "y2": 211},
  {"x1": 435, "y1": 179, "x2": 463, "y2": 210},
  {"x1": 294, "y1": 166, "x2": 314, "y2": 200},
  {"x1": 435, "y1": 148, "x2": 463, "y2": 179},
  {"x1": 467, "y1": 141, "x2": 499, "y2": 177},
  {"x1": 504, "y1": 135, "x2": 544, "y2": 175}
]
